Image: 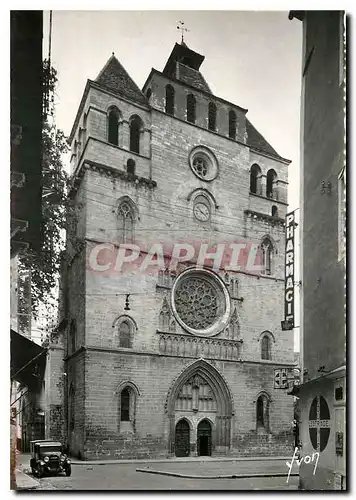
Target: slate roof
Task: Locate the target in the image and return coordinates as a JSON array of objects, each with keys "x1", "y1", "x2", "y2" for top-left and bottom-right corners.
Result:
[
  {"x1": 95, "y1": 55, "x2": 148, "y2": 105},
  {"x1": 177, "y1": 63, "x2": 211, "y2": 93},
  {"x1": 246, "y1": 118, "x2": 283, "y2": 159}
]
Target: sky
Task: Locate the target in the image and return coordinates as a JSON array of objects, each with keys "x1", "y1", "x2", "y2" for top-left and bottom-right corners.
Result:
[{"x1": 42, "y1": 9, "x2": 303, "y2": 349}]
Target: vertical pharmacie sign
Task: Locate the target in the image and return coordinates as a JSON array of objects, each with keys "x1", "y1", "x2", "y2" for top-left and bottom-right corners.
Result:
[{"x1": 285, "y1": 212, "x2": 295, "y2": 328}]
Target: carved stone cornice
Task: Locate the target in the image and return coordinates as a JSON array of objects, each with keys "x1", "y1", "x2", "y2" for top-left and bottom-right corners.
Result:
[
  {"x1": 244, "y1": 209, "x2": 285, "y2": 226},
  {"x1": 69, "y1": 159, "x2": 157, "y2": 197},
  {"x1": 157, "y1": 331, "x2": 243, "y2": 361}
]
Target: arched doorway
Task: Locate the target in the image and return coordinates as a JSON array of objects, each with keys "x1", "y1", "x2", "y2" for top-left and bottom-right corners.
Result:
[
  {"x1": 197, "y1": 419, "x2": 212, "y2": 456},
  {"x1": 175, "y1": 419, "x2": 190, "y2": 457},
  {"x1": 166, "y1": 359, "x2": 234, "y2": 456}
]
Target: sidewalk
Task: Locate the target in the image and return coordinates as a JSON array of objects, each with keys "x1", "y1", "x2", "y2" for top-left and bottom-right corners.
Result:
[
  {"x1": 15, "y1": 469, "x2": 40, "y2": 490},
  {"x1": 70, "y1": 455, "x2": 290, "y2": 466}
]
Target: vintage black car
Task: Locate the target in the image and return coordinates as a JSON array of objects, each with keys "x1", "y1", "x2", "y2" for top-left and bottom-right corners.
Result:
[{"x1": 30, "y1": 440, "x2": 71, "y2": 477}]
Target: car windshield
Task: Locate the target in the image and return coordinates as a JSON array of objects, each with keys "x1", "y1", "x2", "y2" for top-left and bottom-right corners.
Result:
[{"x1": 39, "y1": 446, "x2": 62, "y2": 454}]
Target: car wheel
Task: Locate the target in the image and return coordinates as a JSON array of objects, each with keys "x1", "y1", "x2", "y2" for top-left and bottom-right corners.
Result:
[{"x1": 65, "y1": 465, "x2": 71, "y2": 477}]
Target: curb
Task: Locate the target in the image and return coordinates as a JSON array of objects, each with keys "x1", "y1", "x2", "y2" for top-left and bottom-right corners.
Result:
[
  {"x1": 71, "y1": 456, "x2": 291, "y2": 466},
  {"x1": 136, "y1": 468, "x2": 299, "y2": 480},
  {"x1": 15, "y1": 469, "x2": 40, "y2": 490}
]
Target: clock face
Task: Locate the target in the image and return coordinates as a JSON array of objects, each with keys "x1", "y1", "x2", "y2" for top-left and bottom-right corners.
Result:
[{"x1": 194, "y1": 202, "x2": 211, "y2": 221}]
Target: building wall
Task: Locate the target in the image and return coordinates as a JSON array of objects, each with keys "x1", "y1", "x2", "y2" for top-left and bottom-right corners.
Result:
[
  {"x1": 302, "y1": 11, "x2": 345, "y2": 380},
  {"x1": 82, "y1": 352, "x2": 293, "y2": 460},
  {"x1": 298, "y1": 10, "x2": 346, "y2": 490},
  {"x1": 64, "y1": 49, "x2": 295, "y2": 459}
]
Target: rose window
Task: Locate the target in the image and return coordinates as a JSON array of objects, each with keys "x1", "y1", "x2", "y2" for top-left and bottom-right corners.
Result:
[
  {"x1": 171, "y1": 268, "x2": 231, "y2": 337},
  {"x1": 189, "y1": 146, "x2": 219, "y2": 181},
  {"x1": 192, "y1": 157, "x2": 208, "y2": 178},
  {"x1": 175, "y1": 277, "x2": 218, "y2": 329}
]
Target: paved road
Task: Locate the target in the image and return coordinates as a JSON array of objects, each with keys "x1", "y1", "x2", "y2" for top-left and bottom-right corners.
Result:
[{"x1": 22, "y1": 458, "x2": 299, "y2": 491}]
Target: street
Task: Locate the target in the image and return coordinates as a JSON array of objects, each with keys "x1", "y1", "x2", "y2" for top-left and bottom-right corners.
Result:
[{"x1": 19, "y1": 457, "x2": 299, "y2": 490}]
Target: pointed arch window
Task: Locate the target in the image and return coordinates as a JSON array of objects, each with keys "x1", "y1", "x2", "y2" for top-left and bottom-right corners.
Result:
[
  {"x1": 266, "y1": 169, "x2": 277, "y2": 199},
  {"x1": 108, "y1": 106, "x2": 120, "y2": 146},
  {"x1": 256, "y1": 394, "x2": 270, "y2": 431},
  {"x1": 229, "y1": 110, "x2": 237, "y2": 139},
  {"x1": 121, "y1": 388, "x2": 130, "y2": 421},
  {"x1": 165, "y1": 85, "x2": 175, "y2": 115},
  {"x1": 118, "y1": 382, "x2": 140, "y2": 433},
  {"x1": 250, "y1": 164, "x2": 262, "y2": 194},
  {"x1": 117, "y1": 198, "x2": 136, "y2": 243},
  {"x1": 114, "y1": 315, "x2": 136, "y2": 349},
  {"x1": 261, "y1": 335, "x2": 271, "y2": 360},
  {"x1": 119, "y1": 320, "x2": 132, "y2": 348},
  {"x1": 129, "y1": 115, "x2": 143, "y2": 154},
  {"x1": 208, "y1": 102, "x2": 217, "y2": 131},
  {"x1": 261, "y1": 237, "x2": 273, "y2": 275},
  {"x1": 186, "y1": 94, "x2": 196, "y2": 124}
]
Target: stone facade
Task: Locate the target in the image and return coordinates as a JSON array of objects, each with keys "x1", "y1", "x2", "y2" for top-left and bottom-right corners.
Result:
[
  {"x1": 289, "y1": 11, "x2": 346, "y2": 490},
  {"x1": 62, "y1": 42, "x2": 294, "y2": 459}
]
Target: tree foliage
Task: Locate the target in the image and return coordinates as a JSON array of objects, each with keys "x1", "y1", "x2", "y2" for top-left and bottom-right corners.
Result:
[{"x1": 18, "y1": 60, "x2": 71, "y2": 329}]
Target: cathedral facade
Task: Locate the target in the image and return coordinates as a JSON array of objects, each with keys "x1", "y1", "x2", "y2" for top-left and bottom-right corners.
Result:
[{"x1": 63, "y1": 41, "x2": 295, "y2": 460}]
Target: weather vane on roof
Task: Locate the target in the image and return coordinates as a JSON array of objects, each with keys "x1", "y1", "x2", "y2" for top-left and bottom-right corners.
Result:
[{"x1": 177, "y1": 21, "x2": 190, "y2": 44}]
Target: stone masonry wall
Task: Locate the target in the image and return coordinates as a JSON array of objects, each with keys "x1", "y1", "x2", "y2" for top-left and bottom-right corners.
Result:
[{"x1": 65, "y1": 59, "x2": 294, "y2": 459}]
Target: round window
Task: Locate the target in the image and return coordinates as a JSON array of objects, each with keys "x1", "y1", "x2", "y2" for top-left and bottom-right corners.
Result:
[
  {"x1": 171, "y1": 268, "x2": 230, "y2": 337},
  {"x1": 189, "y1": 146, "x2": 218, "y2": 181}
]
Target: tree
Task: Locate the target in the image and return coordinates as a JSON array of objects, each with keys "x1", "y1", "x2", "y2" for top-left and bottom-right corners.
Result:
[{"x1": 18, "y1": 60, "x2": 71, "y2": 332}]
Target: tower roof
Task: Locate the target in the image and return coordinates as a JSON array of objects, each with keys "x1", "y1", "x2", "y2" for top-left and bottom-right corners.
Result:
[
  {"x1": 163, "y1": 42, "x2": 211, "y2": 93},
  {"x1": 95, "y1": 54, "x2": 147, "y2": 105}
]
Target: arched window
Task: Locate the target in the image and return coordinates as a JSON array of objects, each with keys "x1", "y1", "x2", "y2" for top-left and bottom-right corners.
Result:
[
  {"x1": 108, "y1": 106, "x2": 120, "y2": 146},
  {"x1": 165, "y1": 85, "x2": 175, "y2": 115},
  {"x1": 119, "y1": 320, "x2": 132, "y2": 348},
  {"x1": 186, "y1": 94, "x2": 196, "y2": 124},
  {"x1": 261, "y1": 335, "x2": 271, "y2": 360},
  {"x1": 250, "y1": 164, "x2": 261, "y2": 194},
  {"x1": 266, "y1": 169, "x2": 277, "y2": 199},
  {"x1": 256, "y1": 396, "x2": 264, "y2": 426},
  {"x1": 120, "y1": 388, "x2": 130, "y2": 421},
  {"x1": 256, "y1": 393, "x2": 270, "y2": 431},
  {"x1": 114, "y1": 315, "x2": 137, "y2": 349},
  {"x1": 118, "y1": 382, "x2": 140, "y2": 432},
  {"x1": 126, "y1": 159, "x2": 136, "y2": 175},
  {"x1": 208, "y1": 102, "x2": 217, "y2": 131},
  {"x1": 129, "y1": 115, "x2": 143, "y2": 154},
  {"x1": 146, "y1": 88, "x2": 152, "y2": 100},
  {"x1": 271, "y1": 205, "x2": 278, "y2": 217},
  {"x1": 261, "y1": 237, "x2": 273, "y2": 275},
  {"x1": 117, "y1": 197, "x2": 136, "y2": 243},
  {"x1": 229, "y1": 110, "x2": 237, "y2": 139}
]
